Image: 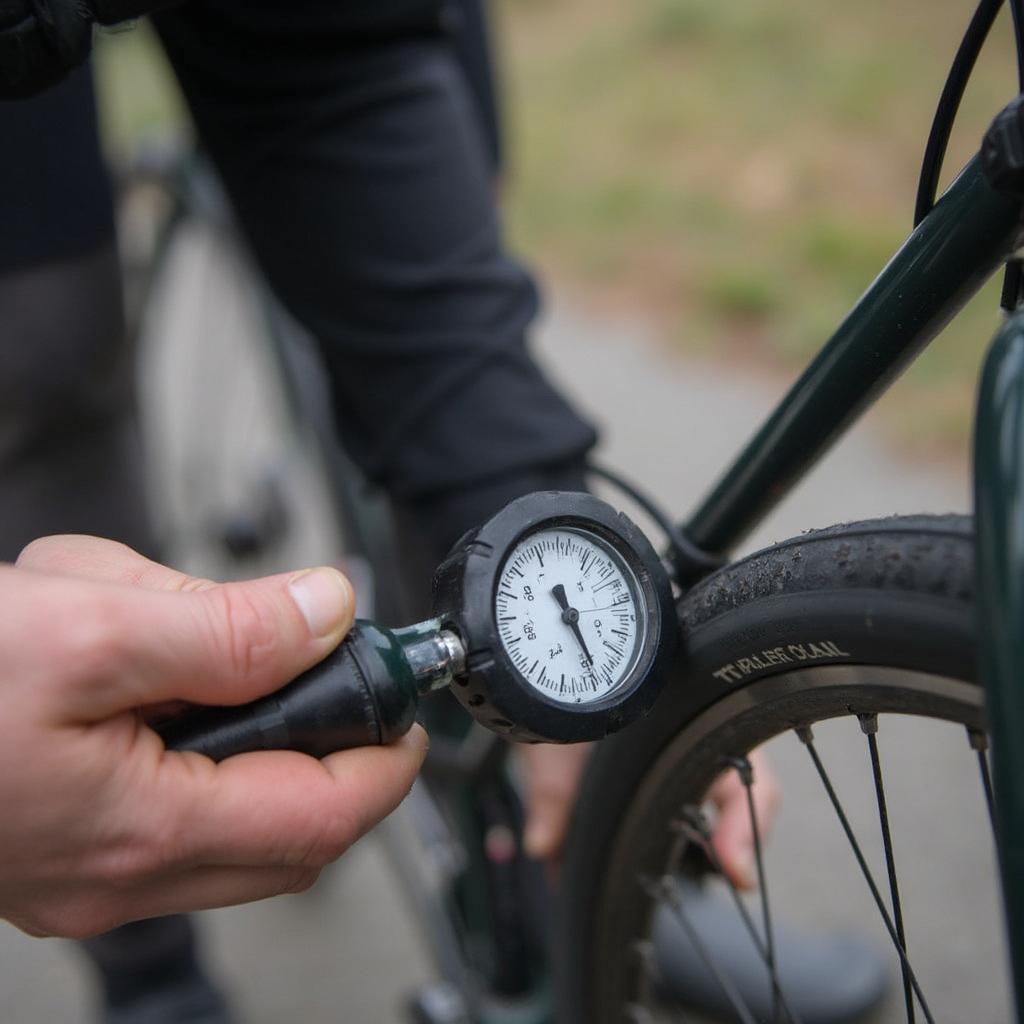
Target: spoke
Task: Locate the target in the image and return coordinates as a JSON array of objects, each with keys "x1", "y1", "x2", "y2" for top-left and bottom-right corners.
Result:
[
  {"x1": 675, "y1": 812, "x2": 768, "y2": 957},
  {"x1": 633, "y1": 939, "x2": 657, "y2": 1008},
  {"x1": 726, "y1": 755, "x2": 785, "y2": 1024},
  {"x1": 631, "y1": 939, "x2": 693, "y2": 1023},
  {"x1": 675, "y1": 809, "x2": 802, "y2": 1024},
  {"x1": 796, "y1": 726, "x2": 936, "y2": 1024},
  {"x1": 640, "y1": 875, "x2": 759, "y2": 1024},
  {"x1": 859, "y1": 714, "x2": 914, "y2": 1024},
  {"x1": 967, "y1": 728, "x2": 997, "y2": 832}
]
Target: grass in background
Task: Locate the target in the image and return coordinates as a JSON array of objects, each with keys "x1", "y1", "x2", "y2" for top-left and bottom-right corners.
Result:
[
  {"x1": 95, "y1": 5, "x2": 1016, "y2": 453},
  {"x1": 497, "y1": 0, "x2": 1020, "y2": 452},
  {"x1": 93, "y1": 24, "x2": 187, "y2": 156}
]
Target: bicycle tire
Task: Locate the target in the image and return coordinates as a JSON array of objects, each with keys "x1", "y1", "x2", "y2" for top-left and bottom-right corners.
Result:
[{"x1": 555, "y1": 515, "x2": 1005, "y2": 1022}]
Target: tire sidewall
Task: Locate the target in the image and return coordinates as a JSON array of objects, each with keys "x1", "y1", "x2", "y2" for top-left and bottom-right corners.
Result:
[{"x1": 555, "y1": 522, "x2": 978, "y2": 1023}]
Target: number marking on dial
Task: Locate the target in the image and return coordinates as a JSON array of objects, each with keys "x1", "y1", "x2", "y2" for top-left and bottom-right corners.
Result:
[{"x1": 495, "y1": 528, "x2": 644, "y2": 705}]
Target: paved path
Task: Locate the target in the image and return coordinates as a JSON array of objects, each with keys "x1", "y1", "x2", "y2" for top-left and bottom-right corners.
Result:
[{"x1": 1, "y1": 301, "x2": 1006, "y2": 1023}]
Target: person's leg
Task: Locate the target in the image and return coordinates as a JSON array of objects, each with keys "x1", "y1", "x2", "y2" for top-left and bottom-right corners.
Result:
[
  {"x1": 0, "y1": 64, "x2": 154, "y2": 559},
  {"x1": 449, "y1": 0, "x2": 503, "y2": 175},
  {"x1": 0, "y1": 243, "x2": 155, "y2": 558},
  {"x1": 153, "y1": 2, "x2": 597, "y2": 528},
  {"x1": 0, "y1": 65, "x2": 226, "y2": 1024}
]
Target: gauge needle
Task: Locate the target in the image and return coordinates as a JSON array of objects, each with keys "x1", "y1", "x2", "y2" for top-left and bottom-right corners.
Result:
[{"x1": 551, "y1": 584, "x2": 594, "y2": 666}]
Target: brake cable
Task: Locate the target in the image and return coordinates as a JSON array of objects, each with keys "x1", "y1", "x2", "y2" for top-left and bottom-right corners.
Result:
[
  {"x1": 915, "y1": 0, "x2": 1024, "y2": 311},
  {"x1": 915, "y1": 0, "x2": 1006, "y2": 227},
  {"x1": 1004, "y1": 0, "x2": 1024, "y2": 308}
]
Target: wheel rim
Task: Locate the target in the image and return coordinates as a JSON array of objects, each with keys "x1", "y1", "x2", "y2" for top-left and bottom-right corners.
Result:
[{"x1": 586, "y1": 666, "x2": 1004, "y2": 1023}]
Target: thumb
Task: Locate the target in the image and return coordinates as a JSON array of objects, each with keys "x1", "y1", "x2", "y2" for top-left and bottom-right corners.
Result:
[{"x1": 57, "y1": 566, "x2": 355, "y2": 720}]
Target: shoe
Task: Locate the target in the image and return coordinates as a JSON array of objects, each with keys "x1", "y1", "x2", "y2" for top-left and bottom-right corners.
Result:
[{"x1": 653, "y1": 880, "x2": 889, "y2": 1023}]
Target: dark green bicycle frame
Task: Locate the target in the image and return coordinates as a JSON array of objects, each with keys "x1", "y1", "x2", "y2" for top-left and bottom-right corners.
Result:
[
  {"x1": 976, "y1": 308, "x2": 1024, "y2": 1012},
  {"x1": 673, "y1": 148, "x2": 1024, "y2": 1013}
]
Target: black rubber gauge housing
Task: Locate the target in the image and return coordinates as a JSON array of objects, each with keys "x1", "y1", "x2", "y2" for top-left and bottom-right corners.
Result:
[{"x1": 431, "y1": 491, "x2": 678, "y2": 743}]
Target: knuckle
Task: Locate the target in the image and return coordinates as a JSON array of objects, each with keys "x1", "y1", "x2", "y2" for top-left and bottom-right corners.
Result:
[
  {"x1": 26, "y1": 894, "x2": 120, "y2": 940},
  {"x1": 171, "y1": 574, "x2": 217, "y2": 594},
  {"x1": 14, "y1": 535, "x2": 57, "y2": 570},
  {"x1": 92, "y1": 839, "x2": 165, "y2": 891},
  {"x1": 57, "y1": 594, "x2": 132, "y2": 682},
  {"x1": 28, "y1": 908, "x2": 79, "y2": 940},
  {"x1": 14, "y1": 907, "x2": 63, "y2": 939},
  {"x1": 88, "y1": 804, "x2": 185, "y2": 890},
  {"x1": 54, "y1": 908, "x2": 118, "y2": 941},
  {"x1": 296, "y1": 806, "x2": 359, "y2": 867},
  {"x1": 17, "y1": 535, "x2": 131, "y2": 574}
]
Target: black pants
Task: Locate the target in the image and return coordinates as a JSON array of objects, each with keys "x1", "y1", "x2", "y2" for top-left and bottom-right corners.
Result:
[
  {"x1": 1, "y1": 6, "x2": 595, "y2": 560},
  {"x1": 0, "y1": 65, "x2": 157, "y2": 558}
]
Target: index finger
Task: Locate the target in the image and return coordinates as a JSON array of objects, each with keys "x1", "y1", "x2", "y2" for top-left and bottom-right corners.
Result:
[
  {"x1": 157, "y1": 726, "x2": 430, "y2": 869},
  {"x1": 16, "y1": 535, "x2": 215, "y2": 592}
]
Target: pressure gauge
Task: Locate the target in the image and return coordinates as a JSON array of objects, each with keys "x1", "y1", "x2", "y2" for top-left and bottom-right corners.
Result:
[
  {"x1": 157, "y1": 491, "x2": 679, "y2": 761},
  {"x1": 432, "y1": 491, "x2": 677, "y2": 743}
]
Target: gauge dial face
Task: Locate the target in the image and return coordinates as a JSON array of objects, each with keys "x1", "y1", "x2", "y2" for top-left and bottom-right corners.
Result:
[{"x1": 495, "y1": 526, "x2": 646, "y2": 705}]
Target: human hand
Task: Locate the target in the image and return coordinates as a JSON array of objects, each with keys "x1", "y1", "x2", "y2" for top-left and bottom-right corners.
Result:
[
  {"x1": 1, "y1": 535, "x2": 427, "y2": 939},
  {"x1": 520, "y1": 741, "x2": 593, "y2": 860},
  {"x1": 519, "y1": 742, "x2": 778, "y2": 890},
  {"x1": 519, "y1": 741, "x2": 594, "y2": 861}
]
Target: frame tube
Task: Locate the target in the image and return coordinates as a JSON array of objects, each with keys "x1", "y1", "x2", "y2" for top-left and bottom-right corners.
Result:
[
  {"x1": 975, "y1": 310, "x2": 1024, "y2": 1018},
  {"x1": 685, "y1": 156, "x2": 1022, "y2": 555}
]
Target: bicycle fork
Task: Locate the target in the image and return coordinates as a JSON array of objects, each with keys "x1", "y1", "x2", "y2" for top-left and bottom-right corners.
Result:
[{"x1": 975, "y1": 305, "x2": 1024, "y2": 1021}]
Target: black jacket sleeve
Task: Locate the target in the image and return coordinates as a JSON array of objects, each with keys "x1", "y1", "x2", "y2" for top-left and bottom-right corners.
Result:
[{"x1": 0, "y1": 0, "x2": 185, "y2": 97}]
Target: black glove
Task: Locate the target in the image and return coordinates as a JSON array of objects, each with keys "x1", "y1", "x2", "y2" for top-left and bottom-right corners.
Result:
[{"x1": 0, "y1": 0, "x2": 178, "y2": 98}]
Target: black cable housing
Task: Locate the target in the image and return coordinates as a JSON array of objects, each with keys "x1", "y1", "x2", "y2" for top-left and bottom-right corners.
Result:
[
  {"x1": 586, "y1": 462, "x2": 725, "y2": 587},
  {"x1": 916, "y1": 0, "x2": 1024, "y2": 313},
  {"x1": 915, "y1": 0, "x2": 1005, "y2": 227},
  {"x1": 1010, "y1": 0, "x2": 1024, "y2": 88}
]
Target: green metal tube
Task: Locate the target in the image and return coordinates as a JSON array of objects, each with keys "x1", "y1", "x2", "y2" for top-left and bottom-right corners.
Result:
[
  {"x1": 975, "y1": 310, "x2": 1024, "y2": 1018},
  {"x1": 686, "y1": 156, "x2": 1023, "y2": 554}
]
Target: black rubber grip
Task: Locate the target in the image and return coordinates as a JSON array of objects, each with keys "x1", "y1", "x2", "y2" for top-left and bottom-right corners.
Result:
[{"x1": 154, "y1": 622, "x2": 419, "y2": 762}]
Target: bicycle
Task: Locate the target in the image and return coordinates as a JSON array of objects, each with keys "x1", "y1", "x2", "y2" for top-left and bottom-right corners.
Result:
[{"x1": 118, "y1": 2, "x2": 1024, "y2": 1022}]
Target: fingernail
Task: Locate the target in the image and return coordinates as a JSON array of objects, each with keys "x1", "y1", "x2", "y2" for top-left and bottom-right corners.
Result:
[{"x1": 289, "y1": 568, "x2": 352, "y2": 638}]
